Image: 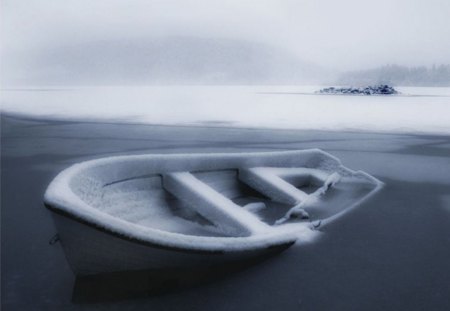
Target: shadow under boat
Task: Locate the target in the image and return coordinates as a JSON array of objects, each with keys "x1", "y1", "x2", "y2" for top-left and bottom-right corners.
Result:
[{"x1": 71, "y1": 244, "x2": 290, "y2": 304}]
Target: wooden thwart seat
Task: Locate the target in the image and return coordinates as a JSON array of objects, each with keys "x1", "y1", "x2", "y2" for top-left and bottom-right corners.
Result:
[
  {"x1": 238, "y1": 167, "x2": 329, "y2": 204},
  {"x1": 163, "y1": 172, "x2": 269, "y2": 236}
]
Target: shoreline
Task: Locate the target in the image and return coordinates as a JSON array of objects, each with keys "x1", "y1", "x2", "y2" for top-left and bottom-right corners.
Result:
[
  {"x1": 2, "y1": 84, "x2": 450, "y2": 136},
  {"x1": 3, "y1": 111, "x2": 450, "y2": 138}
]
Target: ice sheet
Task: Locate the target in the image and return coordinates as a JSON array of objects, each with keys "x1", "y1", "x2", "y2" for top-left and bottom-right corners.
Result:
[{"x1": 2, "y1": 86, "x2": 450, "y2": 134}]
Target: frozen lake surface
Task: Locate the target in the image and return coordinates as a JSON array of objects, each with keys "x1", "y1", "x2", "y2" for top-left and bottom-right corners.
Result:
[
  {"x1": 1, "y1": 114, "x2": 450, "y2": 310},
  {"x1": 2, "y1": 86, "x2": 450, "y2": 134}
]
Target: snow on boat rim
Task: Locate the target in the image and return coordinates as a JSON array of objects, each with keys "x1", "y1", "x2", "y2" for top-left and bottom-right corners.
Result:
[{"x1": 44, "y1": 150, "x2": 382, "y2": 252}]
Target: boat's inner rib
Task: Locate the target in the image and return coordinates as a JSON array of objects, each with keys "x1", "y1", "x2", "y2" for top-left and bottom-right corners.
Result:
[{"x1": 163, "y1": 172, "x2": 270, "y2": 237}]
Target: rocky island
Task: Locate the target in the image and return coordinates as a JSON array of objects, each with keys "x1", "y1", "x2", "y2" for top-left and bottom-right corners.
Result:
[{"x1": 317, "y1": 84, "x2": 398, "y2": 95}]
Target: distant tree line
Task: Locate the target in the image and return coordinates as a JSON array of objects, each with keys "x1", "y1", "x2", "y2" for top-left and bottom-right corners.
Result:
[{"x1": 338, "y1": 64, "x2": 450, "y2": 86}]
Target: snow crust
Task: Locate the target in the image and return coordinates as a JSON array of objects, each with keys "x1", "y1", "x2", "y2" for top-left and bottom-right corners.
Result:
[{"x1": 44, "y1": 149, "x2": 382, "y2": 252}]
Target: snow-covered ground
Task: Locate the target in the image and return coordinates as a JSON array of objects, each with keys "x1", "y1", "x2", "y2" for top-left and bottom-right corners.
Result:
[{"x1": 2, "y1": 86, "x2": 450, "y2": 134}]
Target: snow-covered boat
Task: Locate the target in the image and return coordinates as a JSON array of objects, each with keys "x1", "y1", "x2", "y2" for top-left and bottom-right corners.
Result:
[{"x1": 44, "y1": 150, "x2": 382, "y2": 276}]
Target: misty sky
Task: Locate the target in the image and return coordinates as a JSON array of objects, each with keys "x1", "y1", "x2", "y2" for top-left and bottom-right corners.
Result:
[{"x1": 2, "y1": 0, "x2": 450, "y2": 85}]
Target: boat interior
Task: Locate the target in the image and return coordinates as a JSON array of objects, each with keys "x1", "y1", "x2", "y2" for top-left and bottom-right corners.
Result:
[{"x1": 74, "y1": 167, "x2": 377, "y2": 237}]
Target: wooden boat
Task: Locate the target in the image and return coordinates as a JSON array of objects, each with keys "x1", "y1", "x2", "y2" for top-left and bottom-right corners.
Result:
[{"x1": 44, "y1": 149, "x2": 382, "y2": 276}]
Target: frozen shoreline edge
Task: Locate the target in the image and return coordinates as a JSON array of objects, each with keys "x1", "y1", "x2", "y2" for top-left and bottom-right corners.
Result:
[{"x1": 2, "y1": 111, "x2": 450, "y2": 137}]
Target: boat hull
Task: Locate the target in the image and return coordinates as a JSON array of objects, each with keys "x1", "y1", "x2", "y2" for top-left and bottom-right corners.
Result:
[
  {"x1": 50, "y1": 210, "x2": 293, "y2": 276},
  {"x1": 44, "y1": 150, "x2": 382, "y2": 277}
]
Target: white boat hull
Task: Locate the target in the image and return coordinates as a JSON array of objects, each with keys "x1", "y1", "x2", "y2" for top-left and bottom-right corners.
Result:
[{"x1": 50, "y1": 211, "x2": 293, "y2": 276}]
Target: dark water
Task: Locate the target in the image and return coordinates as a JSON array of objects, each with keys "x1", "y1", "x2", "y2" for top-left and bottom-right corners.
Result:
[{"x1": 2, "y1": 114, "x2": 450, "y2": 310}]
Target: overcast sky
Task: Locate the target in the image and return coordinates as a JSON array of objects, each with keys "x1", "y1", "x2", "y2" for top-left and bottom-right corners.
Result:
[{"x1": 2, "y1": 0, "x2": 450, "y2": 85}]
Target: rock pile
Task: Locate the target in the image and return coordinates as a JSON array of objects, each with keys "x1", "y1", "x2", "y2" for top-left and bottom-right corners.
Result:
[{"x1": 318, "y1": 85, "x2": 398, "y2": 95}]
